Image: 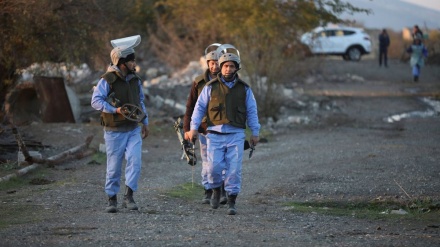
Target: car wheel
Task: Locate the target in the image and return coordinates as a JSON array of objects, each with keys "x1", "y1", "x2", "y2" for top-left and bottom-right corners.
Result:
[{"x1": 347, "y1": 47, "x2": 361, "y2": 61}]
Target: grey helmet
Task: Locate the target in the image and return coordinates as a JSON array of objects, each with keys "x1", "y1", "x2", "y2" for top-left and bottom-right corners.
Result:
[
  {"x1": 218, "y1": 53, "x2": 241, "y2": 69},
  {"x1": 216, "y1": 44, "x2": 241, "y2": 69},
  {"x1": 204, "y1": 43, "x2": 222, "y2": 63},
  {"x1": 110, "y1": 35, "x2": 141, "y2": 65}
]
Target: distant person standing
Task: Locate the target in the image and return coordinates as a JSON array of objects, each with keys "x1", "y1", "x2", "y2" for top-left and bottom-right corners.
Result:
[
  {"x1": 412, "y1": 25, "x2": 424, "y2": 42},
  {"x1": 378, "y1": 29, "x2": 390, "y2": 67},
  {"x1": 406, "y1": 37, "x2": 428, "y2": 82}
]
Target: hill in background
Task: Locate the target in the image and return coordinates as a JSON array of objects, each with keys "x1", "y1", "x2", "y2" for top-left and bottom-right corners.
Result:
[{"x1": 340, "y1": 0, "x2": 440, "y2": 31}]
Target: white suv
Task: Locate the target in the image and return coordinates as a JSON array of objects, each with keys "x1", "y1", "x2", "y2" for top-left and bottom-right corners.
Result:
[{"x1": 301, "y1": 26, "x2": 372, "y2": 61}]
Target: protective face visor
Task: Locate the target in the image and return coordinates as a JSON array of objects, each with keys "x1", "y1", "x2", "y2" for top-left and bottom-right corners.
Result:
[
  {"x1": 110, "y1": 35, "x2": 141, "y2": 65},
  {"x1": 204, "y1": 43, "x2": 222, "y2": 62},
  {"x1": 216, "y1": 44, "x2": 240, "y2": 58}
]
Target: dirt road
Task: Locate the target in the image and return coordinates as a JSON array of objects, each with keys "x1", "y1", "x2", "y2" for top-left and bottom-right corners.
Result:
[{"x1": 1, "y1": 58, "x2": 439, "y2": 246}]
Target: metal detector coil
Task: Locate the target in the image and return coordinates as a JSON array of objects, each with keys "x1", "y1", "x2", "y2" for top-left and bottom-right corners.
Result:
[
  {"x1": 173, "y1": 117, "x2": 197, "y2": 166},
  {"x1": 120, "y1": 104, "x2": 146, "y2": 123}
]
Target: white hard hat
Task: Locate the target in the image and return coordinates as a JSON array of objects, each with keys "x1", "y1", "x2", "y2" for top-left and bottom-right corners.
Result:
[{"x1": 110, "y1": 35, "x2": 141, "y2": 65}]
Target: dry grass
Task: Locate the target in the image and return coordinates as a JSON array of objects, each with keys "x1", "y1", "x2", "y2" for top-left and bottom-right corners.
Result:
[{"x1": 382, "y1": 29, "x2": 440, "y2": 63}]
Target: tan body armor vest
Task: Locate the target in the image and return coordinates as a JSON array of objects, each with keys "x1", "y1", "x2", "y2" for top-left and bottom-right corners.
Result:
[
  {"x1": 100, "y1": 72, "x2": 141, "y2": 130},
  {"x1": 206, "y1": 76, "x2": 248, "y2": 129}
]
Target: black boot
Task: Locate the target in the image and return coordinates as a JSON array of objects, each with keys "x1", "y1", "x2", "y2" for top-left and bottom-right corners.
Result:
[
  {"x1": 106, "y1": 195, "x2": 117, "y2": 213},
  {"x1": 202, "y1": 189, "x2": 213, "y2": 204},
  {"x1": 414, "y1": 76, "x2": 419, "y2": 82},
  {"x1": 220, "y1": 183, "x2": 227, "y2": 205},
  {"x1": 122, "y1": 186, "x2": 138, "y2": 210},
  {"x1": 210, "y1": 187, "x2": 221, "y2": 209},
  {"x1": 227, "y1": 194, "x2": 237, "y2": 215}
]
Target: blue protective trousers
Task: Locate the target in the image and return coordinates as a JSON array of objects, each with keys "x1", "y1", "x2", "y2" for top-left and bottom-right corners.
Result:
[
  {"x1": 206, "y1": 132, "x2": 245, "y2": 195},
  {"x1": 198, "y1": 134, "x2": 210, "y2": 190},
  {"x1": 412, "y1": 65, "x2": 421, "y2": 77},
  {"x1": 104, "y1": 126, "x2": 142, "y2": 196}
]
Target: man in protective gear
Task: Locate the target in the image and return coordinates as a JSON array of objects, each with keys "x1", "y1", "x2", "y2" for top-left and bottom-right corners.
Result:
[
  {"x1": 91, "y1": 35, "x2": 149, "y2": 213},
  {"x1": 183, "y1": 43, "x2": 230, "y2": 205},
  {"x1": 187, "y1": 45, "x2": 260, "y2": 215}
]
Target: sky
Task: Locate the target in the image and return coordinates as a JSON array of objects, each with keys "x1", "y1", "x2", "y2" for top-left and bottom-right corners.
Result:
[
  {"x1": 339, "y1": 0, "x2": 440, "y2": 31},
  {"x1": 401, "y1": 0, "x2": 440, "y2": 12}
]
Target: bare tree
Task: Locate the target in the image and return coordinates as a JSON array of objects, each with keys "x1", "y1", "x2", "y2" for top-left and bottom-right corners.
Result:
[
  {"x1": 0, "y1": 0, "x2": 153, "y2": 121},
  {"x1": 148, "y1": 0, "x2": 370, "y2": 119}
]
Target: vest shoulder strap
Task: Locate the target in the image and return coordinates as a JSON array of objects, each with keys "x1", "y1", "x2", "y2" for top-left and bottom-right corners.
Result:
[
  {"x1": 206, "y1": 77, "x2": 219, "y2": 87},
  {"x1": 236, "y1": 78, "x2": 250, "y2": 87},
  {"x1": 101, "y1": 72, "x2": 118, "y2": 86},
  {"x1": 194, "y1": 74, "x2": 205, "y2": 85}
]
